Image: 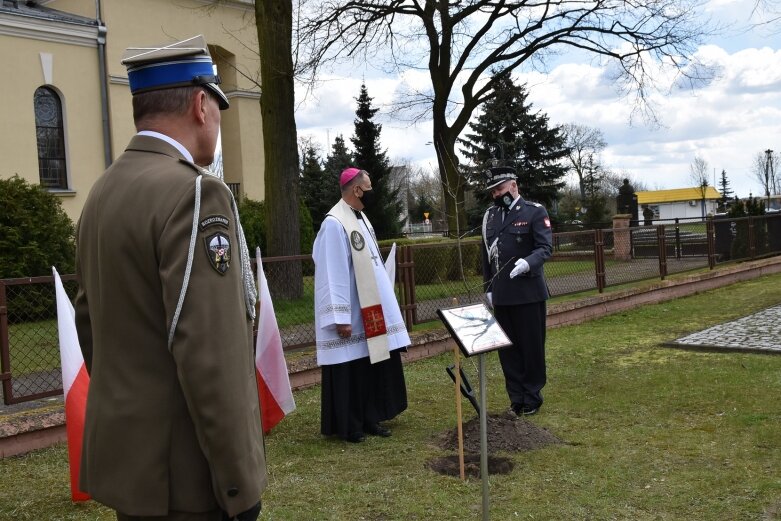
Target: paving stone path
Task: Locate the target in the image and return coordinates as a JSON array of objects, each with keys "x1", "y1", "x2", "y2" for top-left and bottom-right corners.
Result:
[{"x1": 671, "y1": 304, "x2": 781, "y2": 353}]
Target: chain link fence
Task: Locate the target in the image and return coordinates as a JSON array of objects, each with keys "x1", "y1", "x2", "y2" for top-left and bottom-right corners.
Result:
[{"x1": 3, "y1": 213, "x2": 781, "y2": 404}]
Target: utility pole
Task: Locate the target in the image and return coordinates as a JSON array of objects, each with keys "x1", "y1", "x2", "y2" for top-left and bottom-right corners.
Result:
[{"x1": 765, "y1": 149, "x2": 773, "y2": 210}]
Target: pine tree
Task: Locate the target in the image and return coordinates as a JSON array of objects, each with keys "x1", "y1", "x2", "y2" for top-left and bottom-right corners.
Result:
[
  {"x1": 321, "y1": 134, "x2": 352, "y2": 211},
  {"x1": 300, "y1": 145, "x2": 332, "y2": 232},
  {"x1": 717, "y1": 169, "x2": 733, "y2": 212},
  {"x1": 581, "y1": 155, "x2": 609, "y2": 226},
  {"x1": 460, "y1": 74, "x2": 568, "y2": 213},
  {"x1": 350, "y1": 84, "x2": 404, "y2": 239}
]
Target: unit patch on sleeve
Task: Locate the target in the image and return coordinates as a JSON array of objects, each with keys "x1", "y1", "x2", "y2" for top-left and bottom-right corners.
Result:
[
  {"x1": 204, "y1": 232, "x2": 231, "y2": 274},
  {"x1": 544, "y1": 218, "x2": 551, "y2": 228},
  {"x1": 199, "y1": 214, "x2": 230, "y2": 231}
]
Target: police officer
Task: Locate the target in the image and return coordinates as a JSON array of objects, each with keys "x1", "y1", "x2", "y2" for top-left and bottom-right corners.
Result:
[
  {"x1": 74, "y1": 36, "x2": 266, "y2": 520},
  {"x1": 480, "y1": 166, "x2": 553, "y2": 416}
]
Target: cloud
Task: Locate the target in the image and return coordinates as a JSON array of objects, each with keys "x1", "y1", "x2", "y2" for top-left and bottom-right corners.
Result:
[{"x1": 295, "y1": 34, "x2": 781, "y2": 198}]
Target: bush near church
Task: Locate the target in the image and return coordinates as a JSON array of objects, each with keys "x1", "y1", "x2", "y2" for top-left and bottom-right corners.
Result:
[{"x1": 0, "y1": 175, "x2": 75, "y2": 321}]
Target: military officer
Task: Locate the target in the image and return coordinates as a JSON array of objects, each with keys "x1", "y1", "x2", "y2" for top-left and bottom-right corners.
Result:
[
  {"x1": 480, "y1": 166, "x2": 553, "y2": 416},
  {"x1": 74, "y1": 36, "x2": 267, "y2": 521}
]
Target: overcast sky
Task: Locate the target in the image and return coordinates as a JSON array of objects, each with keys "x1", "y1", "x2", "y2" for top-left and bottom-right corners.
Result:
[{"x1": 294, "y1": 0, "x2": 781, "y2": 198}]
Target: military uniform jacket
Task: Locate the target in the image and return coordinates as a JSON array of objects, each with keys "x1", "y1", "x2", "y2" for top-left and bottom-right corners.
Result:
[
  {"x1": 74, "y1": 135, "x2": 267, "y2": 517},
  {"x1": 481, "y1": 197, "x2": 553, "y2": 306}
]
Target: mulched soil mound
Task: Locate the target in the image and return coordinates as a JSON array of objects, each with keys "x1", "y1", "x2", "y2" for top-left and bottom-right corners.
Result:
[
  {"x1": 427, "y1": 410, "x2": 564, "y2": 477},
  {"x1": 437, "y1": 409, "x2": 563, "y2": 453}
]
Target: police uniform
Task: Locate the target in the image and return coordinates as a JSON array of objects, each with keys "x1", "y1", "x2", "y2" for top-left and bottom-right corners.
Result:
[
  {"x1": 480, "y1": 167, "x2": 553, "y2": 414},
  {"x1": 74, "y1": 36, "x2": 266, "y2": 520}
]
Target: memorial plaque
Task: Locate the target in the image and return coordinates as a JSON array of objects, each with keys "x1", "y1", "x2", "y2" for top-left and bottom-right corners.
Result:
[{"x1": 437, "y1": 303, "x2": 512, "y2": 357}]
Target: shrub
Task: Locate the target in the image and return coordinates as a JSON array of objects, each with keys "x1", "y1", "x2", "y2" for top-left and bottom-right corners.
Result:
[
  {"x1": 238, "y1": 197, "x2": 315, "y2": 257},
  {"x1": 0, "y1": 175, "x2": 74, "y2": 279}
]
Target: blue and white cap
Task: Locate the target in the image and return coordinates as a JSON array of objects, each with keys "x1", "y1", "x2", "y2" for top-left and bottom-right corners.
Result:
[{"x1": 121, "y1": 35, "x2": 229, "y2": 110}]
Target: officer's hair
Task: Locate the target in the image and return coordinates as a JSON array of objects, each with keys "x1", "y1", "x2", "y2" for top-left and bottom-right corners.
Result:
[
  {"x1": 341, "y1": 172, "x2": 367, "y2": 194},
  {"x1": 132, "y1": 86, "x2": 205, "y2": 124}
]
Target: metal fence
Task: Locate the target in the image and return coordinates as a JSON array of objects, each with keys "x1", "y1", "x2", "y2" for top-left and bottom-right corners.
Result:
[{"x1": 2, "y1": 213, "x2": 780, "y2": 404}]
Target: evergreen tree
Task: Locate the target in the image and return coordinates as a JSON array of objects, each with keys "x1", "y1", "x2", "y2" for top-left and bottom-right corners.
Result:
[
  {"x1": 350, "y1": 84, "x2": 404, "y2": 239},
  {"x1": 321, "y1": 134, "x2": 352, "y2": 209},
  {"x1": 460, "y1": 74, "x2": 568, "y2": 215},
  {"x1": 717, "y1": 169, "x2": 733, "y2": 212},
  {"x1": 581, "y1": 155, "x2": 609, "y2": 226},
  {"x1": 300, "y1": 144, "x2": 332, "y2": 232}
]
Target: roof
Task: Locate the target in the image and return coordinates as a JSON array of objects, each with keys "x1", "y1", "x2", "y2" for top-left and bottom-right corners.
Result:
[{"x1": 637, "y1": 186, "x2": 722, "y2": 204}]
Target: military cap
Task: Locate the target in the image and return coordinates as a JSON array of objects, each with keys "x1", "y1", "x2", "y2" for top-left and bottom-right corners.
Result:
[
  {"x1": 121, "y1": 35, "x2": 229, "y2": 110},
  {"x1": 484, "y1": 166, "x2": 517, "y2": 190}
]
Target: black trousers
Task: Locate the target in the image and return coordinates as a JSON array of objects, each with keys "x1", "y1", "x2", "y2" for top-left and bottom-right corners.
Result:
[
  {"x1": 320, "y1": 349, "x2": 408, "y2": 438},
  {"x1": 494, "y1": 301, "x2": 547, "y2": 409}
]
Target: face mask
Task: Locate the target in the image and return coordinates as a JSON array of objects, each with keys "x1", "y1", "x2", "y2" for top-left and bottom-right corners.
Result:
[
  {"x1": 359, "y1": 188, "x2": 376, "y2": 208},
  {"x1": 493, "y1": 191, "x2": 513, "y2": 210}
]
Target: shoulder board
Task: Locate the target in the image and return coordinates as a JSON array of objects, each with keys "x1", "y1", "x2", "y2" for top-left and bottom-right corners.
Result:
[
  {"x1": 525, "y1": 201, "x2": 542, "y2": 207},
  {"x1": 177, "y1": 158, "x2": 202, "y2": 175}
]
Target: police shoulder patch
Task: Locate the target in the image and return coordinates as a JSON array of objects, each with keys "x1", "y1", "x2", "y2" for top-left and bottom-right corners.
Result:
[{"x1": 204, "y1": 231, "x2": 231, "y2": 274}]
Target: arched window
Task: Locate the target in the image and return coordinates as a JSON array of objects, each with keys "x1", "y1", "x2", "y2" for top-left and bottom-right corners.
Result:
[{"x1": 34, "y1": 87, "x2": 68, "y2": 189}]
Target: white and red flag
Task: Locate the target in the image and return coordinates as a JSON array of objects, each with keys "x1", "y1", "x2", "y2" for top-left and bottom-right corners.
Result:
[
  {"x1": 52, "y1": 267, "x2": 90, "y2": 502},
  {"x1": 254, "y1": 248, "x2": 296, "y2": 433}
]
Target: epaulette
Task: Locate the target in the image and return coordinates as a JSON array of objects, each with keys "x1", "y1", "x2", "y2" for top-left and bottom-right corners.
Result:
[
  {"x1": 525, "y1": 201, "x2": 542, "y2": 207},
  {"x1": 178, "y1": 158, "x2": 202, "y2": 175}
]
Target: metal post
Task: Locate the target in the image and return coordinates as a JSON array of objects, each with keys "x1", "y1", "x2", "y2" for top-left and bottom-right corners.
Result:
[{"x1": 479, "y1": 353, "x2": 489, "y2": 520}]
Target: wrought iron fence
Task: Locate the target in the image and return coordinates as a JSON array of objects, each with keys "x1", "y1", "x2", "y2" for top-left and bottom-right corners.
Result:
[{"x1": 3, "y1": 214, "x2": 781, "y2": 404}]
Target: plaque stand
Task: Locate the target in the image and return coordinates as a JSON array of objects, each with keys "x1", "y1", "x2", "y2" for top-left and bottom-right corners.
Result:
[{"x1": 437, "y1": 303, "x2": 512, "y2": 521}]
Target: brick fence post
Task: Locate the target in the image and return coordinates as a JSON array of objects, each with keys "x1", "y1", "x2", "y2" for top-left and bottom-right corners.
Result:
[{"x1": 612, "y1": 214, "x2": 632, "y2": 261}]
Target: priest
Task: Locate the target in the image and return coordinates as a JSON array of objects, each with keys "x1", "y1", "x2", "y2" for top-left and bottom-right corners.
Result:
[{"x1": 313, "y1": 167, "x2": 410, "y2": 443}]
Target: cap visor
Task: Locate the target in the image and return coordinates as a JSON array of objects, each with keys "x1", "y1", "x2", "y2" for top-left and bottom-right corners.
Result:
[{"x1": 205, "y1": 83, "x2": 229, "y2": 110}]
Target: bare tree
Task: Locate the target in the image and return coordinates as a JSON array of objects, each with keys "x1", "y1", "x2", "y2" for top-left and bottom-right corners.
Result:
[
  {"x1": 689, "y1": 155, "x2": 710, "y2": 218},
  {"x1": 561, "y1": 124, "x2": 608, "y2": 204},
  {"x1": 296, "y1": 0, "x2": 714, "y2": 233},
  {"x1": 751, "y1": 149, "x2": 780, "y2": 208}
]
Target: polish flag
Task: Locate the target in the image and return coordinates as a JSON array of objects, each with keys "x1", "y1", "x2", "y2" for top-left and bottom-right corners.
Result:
[
  {"x1": 52, "y1": 267, "x2": 90, "y2": 502},
  {"x1": 254, "y1": 248, "x2": 296, "y2": 433}
]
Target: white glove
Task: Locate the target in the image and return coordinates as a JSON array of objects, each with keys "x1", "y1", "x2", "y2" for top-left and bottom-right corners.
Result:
[
  {"x1": 509, "y1": 258, "x2": 530, "y2": 278},
  {"x1": 486, "y1": 292, "x2": 493, "y2": 307}
]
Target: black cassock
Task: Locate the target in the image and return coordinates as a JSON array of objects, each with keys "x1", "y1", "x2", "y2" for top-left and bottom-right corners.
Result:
[{"x1": 321, "y1": 349, "x2": 407, "y2": 439}]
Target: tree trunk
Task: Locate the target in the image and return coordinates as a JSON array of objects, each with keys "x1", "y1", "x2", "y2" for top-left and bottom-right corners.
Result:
[{"x1": 256, "y1": 0, "x2": 302, "y2": 298}]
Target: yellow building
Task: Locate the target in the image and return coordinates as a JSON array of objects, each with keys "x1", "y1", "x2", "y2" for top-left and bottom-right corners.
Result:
[
  {"x1": 0, "y1": 0, "x2": 263, "y2": 222},
  {"x1": 636, "y1": 186, "x2": 722, "y2": 221}
]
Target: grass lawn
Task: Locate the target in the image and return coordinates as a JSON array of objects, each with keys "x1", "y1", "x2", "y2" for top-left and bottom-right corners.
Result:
[{"x1": 2, "y1": 273, "x2": 781, "y2": 520}]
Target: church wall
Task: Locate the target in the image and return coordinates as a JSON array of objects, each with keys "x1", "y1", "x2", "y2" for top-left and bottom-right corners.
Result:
[
  {"x1": 2, "y1": 0, "x2": 265, "y2": 224},
  {"x1": 0, "y1": 28, "x2": 104, "y2": 222}
]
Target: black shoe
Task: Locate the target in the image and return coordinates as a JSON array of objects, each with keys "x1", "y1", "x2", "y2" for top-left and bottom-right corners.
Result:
[
  {"x1": 344, "y1": 432, "x2": 365, "y2": 443},
  {"x1": 364, "y1": 423, "x2": 391, "y2": 437},
  {"x1": 511, "y1": 404, "x2": 539, "y2": 416},
  {"x1": 520, "y1": 405, "x2": 539, "y2": 416}
]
